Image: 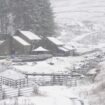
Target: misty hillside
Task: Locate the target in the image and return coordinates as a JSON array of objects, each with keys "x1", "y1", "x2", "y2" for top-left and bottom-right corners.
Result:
[
  {"x1": 0, "y1": 0, "x2": 55, "y2": 37},
  {"x1": 51, "y1": 0, "x2": 105, "y2": 24},
  {"x1": 50, "y1": 0, "x2": 105, "y2": 47}
]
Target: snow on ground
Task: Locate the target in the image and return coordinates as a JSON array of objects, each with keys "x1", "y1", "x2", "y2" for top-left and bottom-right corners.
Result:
[
  {"x1": 13, "y1": 56, "x2": 84, "y2": 74},
  {"x1": 0, "y1": 86, "x2": 90, "y2": 105},
  {"x1": 0, "y1": 50, "x2": 103, "y2": 105}
]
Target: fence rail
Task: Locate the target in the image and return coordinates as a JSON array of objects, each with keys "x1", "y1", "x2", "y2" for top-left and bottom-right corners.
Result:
[{"x1": 2, "y1": 86, "x2": 34, "y2": 99}]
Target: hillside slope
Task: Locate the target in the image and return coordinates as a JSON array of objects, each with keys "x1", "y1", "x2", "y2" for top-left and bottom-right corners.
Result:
[
  {"x1": 51, "y1": 0, "x2": 105, "y2": 24},
  {"x1": 50, "y1": 0, "x2": 105, "y2": 48}
]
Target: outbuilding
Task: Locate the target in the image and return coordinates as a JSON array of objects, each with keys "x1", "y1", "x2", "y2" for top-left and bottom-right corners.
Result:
[
  {"x1": 32, "y1": 46, "x2": 49, "y2": 55},
  {"x1": 0, "y1": 70, "x2": 28, "y2": 88},
  {"x1": 41, "y1": 37, "x2": 70, "y2": 56}
]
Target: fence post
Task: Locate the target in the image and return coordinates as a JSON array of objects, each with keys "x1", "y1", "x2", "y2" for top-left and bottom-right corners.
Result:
[{"x1": 18, "y1": 88, "x2": 21, "y2": 97}]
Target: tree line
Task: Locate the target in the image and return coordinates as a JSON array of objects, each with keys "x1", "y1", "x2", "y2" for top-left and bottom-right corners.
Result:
[{"x1": 0, "y1": 0, "x2": 55, "y2": 37}]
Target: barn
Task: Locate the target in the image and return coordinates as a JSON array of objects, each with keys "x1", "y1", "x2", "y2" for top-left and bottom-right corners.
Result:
[
  {"x1": 41, "y1": 37, "x2": 70, "y2": 56},
  {"x1": 15, "y1": 30, "x2": 41, "y2": 51},
  {"x1": 0, "y1": 70, "x2": 28, "y2": 88},
  {"x1": 32, "y1": 46, "x2": 49, "y2": 55},
  {"x1": 0, "y1": 32, "x2": 71, "y2": 56}
]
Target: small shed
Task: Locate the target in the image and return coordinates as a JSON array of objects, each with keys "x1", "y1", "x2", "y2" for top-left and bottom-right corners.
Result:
[
  {"x1": 0, "y1": 70, "x2": 28, "y2": 88},
  {"x1": 32, "y1": 47, "x2": 49, "y2": 54}
]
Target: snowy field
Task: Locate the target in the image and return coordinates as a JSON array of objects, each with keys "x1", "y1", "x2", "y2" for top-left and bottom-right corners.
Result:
[{"x1": 50, "y1": 0, "x2": 105, "y2": 23}]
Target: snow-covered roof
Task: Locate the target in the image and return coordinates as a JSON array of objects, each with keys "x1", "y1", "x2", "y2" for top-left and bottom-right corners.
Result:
[
  {"x1": 33, "y1": 47, "x2": 48, "y2": 52},
  {"x1": 19, "y1": 30, "x2": 41, "y2": 40},
  {"x1": 13, "y1": 36, "x2": 30, "y2": 46},
  {"x1": 58, "y1": 47, "x2": 69, "y2": 52},
  {"x1": 47, "y1": 37, "x2": 64, "y2": 45},
  {"x1": 64, "y1": 45, "x2": 75, "y2": 50},
  {"x1": 0, "y1": 70, "x2": 25, "y2": 80},
  {"x1": 0, "y1": 40, "x2": 5, "y2": 45}
]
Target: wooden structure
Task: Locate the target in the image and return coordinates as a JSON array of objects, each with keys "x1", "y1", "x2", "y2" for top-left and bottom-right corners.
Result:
[
  {"x1": 12, "y1": 36, "x2": 31, "y2": 55},
  {"x1": 0, "y1": 34, "x2": 11, "y2": 56},
  {"x1": 0, "y1": 31, "x2": 72, "y2": 56},
  {"x1": 25, "y1": 73, "x2": 80, "y2": 86},
  {"x1": 32, "y1": 46, "x2": 49, "y2": 55},
  {"x1": 41, "y1": 37, "x2": 70, "y2": 56},
  {"x1": 3, "y1": 86, "x2": 34, "y2": 98},
  {"x1": 0, "y1": 77, "x2": 2, "y2": 100},
  {"x1": 0, "y1": 70, "x2": 28, "y2": 88},
  {"x1": 16, "y1": 30, "x2": 41, "y2": 50}
]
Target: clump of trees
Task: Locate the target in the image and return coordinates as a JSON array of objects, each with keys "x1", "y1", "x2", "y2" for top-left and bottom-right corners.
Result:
[{"x1": 0, "y1": 0, "x2": 55, "y2": 37}]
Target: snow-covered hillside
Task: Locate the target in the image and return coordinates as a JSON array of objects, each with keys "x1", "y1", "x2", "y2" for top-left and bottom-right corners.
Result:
[
  {"x1": 50, "y1": 0, "x2": 105, "y2": 50},
  {"x1": 51, "y1": 0, "x2": 105, "y2": 24}
]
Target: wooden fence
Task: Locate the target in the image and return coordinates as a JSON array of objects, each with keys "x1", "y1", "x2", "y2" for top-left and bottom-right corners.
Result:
[
  {"x1": 27, "y1": 73, "x2": 80, "y2": 86},
  {"x1": 0, "y1": 77, "x2": 2, "y2": 100},
  {"x1": 1, "y1": 76, "x2": 28, "y2": 88},
  {"x1": 2, "y1": 86, "x2": 34, "y2": 99}
]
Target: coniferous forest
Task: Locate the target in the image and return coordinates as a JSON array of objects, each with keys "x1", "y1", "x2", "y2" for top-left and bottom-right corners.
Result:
[{"x1": 0, "y1": 0, "x2": 55, "y2": 37}]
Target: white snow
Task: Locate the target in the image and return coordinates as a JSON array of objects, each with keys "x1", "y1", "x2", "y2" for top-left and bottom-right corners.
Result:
[
  {"x1": 20, "y1": 30, "x2": 41, "y2": 40},
  {"x1": 87, "y1": 68, "x2": 97, "y2": 75},
  {"x1": 13, "y1": 56, "x2": 84, "y2": 74},
  {"x1": 18, "y1": 86, "x2": 82, "y2": 105},
  {"x1": 58, "y1": 46, "x2": 69, "y2": 51},
  {"x1": 13, "y1": 36, "x2": 30, "y2": 46},
  {"x1": 0, "y1": 69, "x2": 25, "y2": 80},
  {"x1": 0, "y1": 40, "x2": 5, "y2": 45},
  {"x1": 72, "y1": 32, "x2": 93, "y2": 42},
  {"x1": 47, "y1": 37, "x2": 64, "y2": 45},
  {"x1": 33, "y1": 47, "x2": 49, "y2": 52},
  {"x1": 64, "y1": 45, "x2": 75, "y2": 50},
  {"x1": 14, "y1": 62, "x2": 68, "y2": 74},
  {"x1": 51, "y1": 0, "x2": 105, "y2": 23}
]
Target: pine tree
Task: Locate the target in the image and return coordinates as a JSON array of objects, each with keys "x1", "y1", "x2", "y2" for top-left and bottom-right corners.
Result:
[
  {"x1": 7, "y1": 0, "x2": 55, "y2": 37},
  {"x1": 0, "y1": 0, "x2": 9, "y2": 33}
]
